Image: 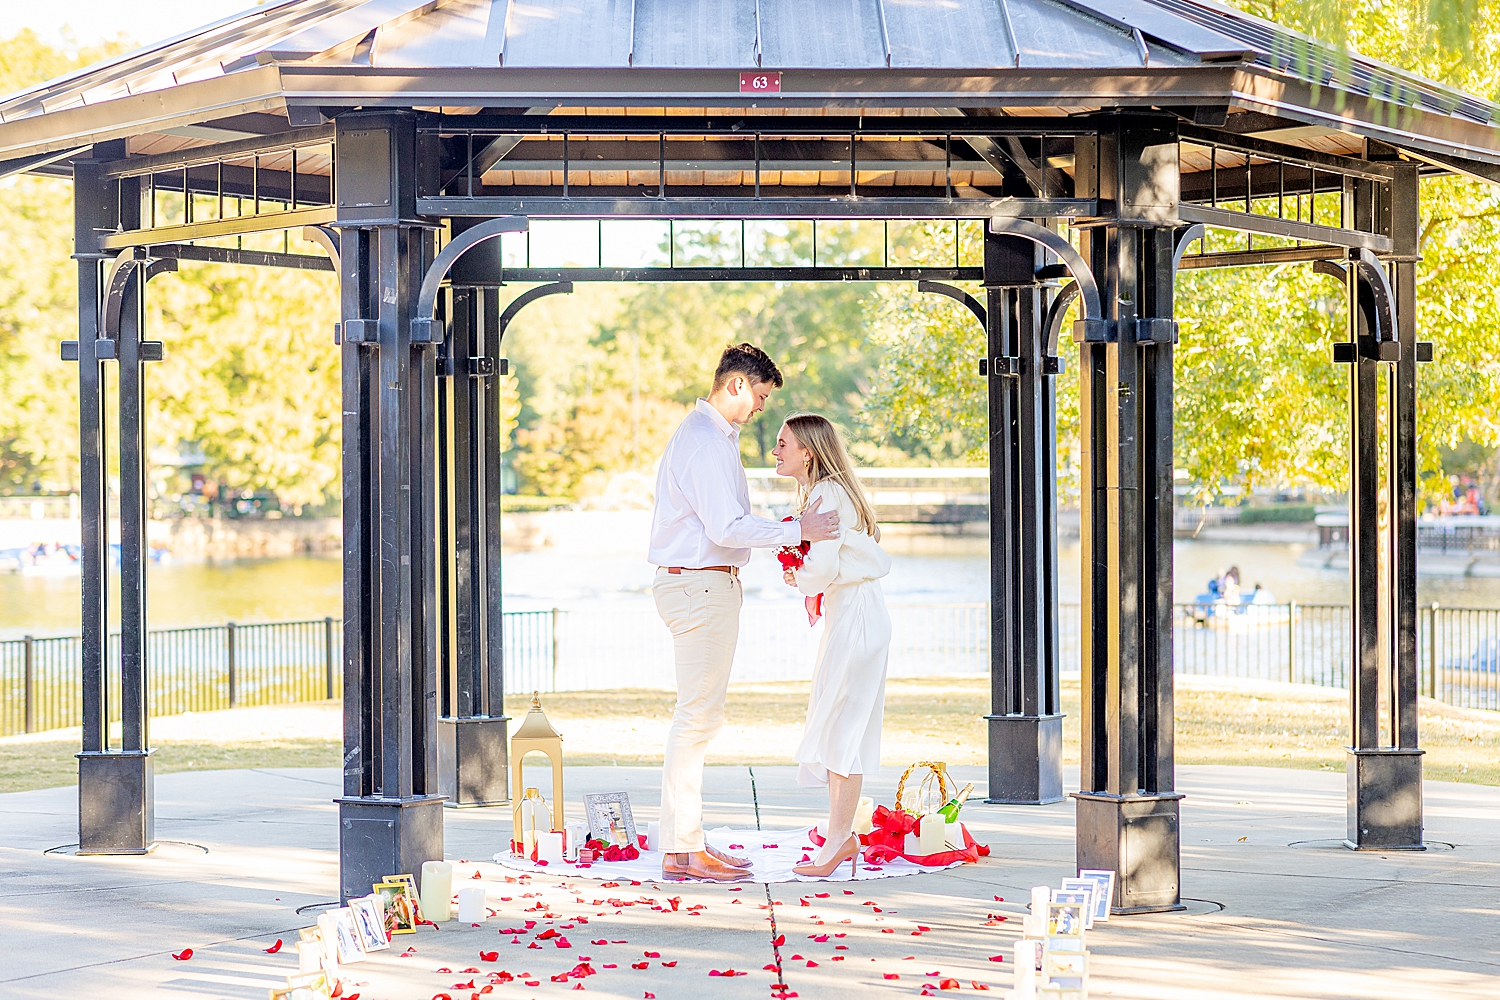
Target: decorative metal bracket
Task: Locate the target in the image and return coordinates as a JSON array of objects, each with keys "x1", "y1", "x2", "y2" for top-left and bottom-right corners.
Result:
[
  {"x1": 1321, "y1": 253, "x2": 1424, "y2": 364},
  {"x1": 412, "y1": 216, "x2": 530, "y2": 343},
  {"x1": 989, "y1": 219, "x2": 1105, "y2": 348},
  {"x1": 301, "y1": 225, "x2": 341, "y2": 272},
  {"x1": 61, "y1": 250, "x2": 175, "y2": 362},
  {"x1": 498, "y1": 281, "x2": 574, "y2": 345},
  {"x1": 1172, "y1": 223, "x2": 1205, "y2": 272},
  {"x1": 918, "y1": 279, "x2": 987, "y2": 329}
]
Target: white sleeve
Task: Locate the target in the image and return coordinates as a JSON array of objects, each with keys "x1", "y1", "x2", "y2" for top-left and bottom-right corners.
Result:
[
  {"x1": 678, "y1": 444, "x2": 800, "y2": 550},
  {"x1": 796, "y1": 484, "x2": 846, "y2": 595}
]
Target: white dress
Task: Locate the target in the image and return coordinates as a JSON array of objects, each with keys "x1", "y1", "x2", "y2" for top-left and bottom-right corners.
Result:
[{"x1": 791, "y1": 480, "x2": 893, "y2": 787}]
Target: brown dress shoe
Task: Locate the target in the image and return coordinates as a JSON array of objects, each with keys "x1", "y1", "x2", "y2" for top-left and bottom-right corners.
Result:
[
  {"x1": 661, "y1": 850, "x2": 754, "y2": 882},
  {"x1": 706, "y1": 844, "x2": 751, "y2": 868}
]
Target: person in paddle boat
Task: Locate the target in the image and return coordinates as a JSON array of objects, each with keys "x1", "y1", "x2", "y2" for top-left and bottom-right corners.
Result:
[{"x1": 771, "y1": 413, "x2": 893, "y2": 878}]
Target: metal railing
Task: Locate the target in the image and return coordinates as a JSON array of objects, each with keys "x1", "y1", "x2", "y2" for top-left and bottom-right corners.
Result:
[{"x1": 4, "y1": 602, "x2": 1500, "y2": 736}]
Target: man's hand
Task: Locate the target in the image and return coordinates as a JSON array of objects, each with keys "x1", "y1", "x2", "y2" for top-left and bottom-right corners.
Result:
[{"x1": 800, "y1": 496, "x2": 840, "y2": 542}]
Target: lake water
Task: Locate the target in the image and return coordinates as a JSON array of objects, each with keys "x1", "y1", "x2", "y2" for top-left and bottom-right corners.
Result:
[{"x1": 4, "y1": 512, "x2": 1500, "y2": 638}]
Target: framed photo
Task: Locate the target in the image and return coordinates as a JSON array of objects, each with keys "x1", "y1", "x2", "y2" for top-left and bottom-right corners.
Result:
[
  {"x1": 333, "y1": 908, "x2": 367, "y2": 964},
  {"x1": 374, "y1": 880, "x2": 418, "y2": 935},
  {"x1": 1046, "y1": 901, "x2": 1085, "y2": 938},
  {"x1": 382, "y1": 873, "x2": 425, "y2": 923},
  {"x1": 583, "y1": 792, "x2": 638, "y2": 848},
  {"x1": 1078, "y1": 868, "x2": 1117, "y2": 923},
  {"x1": 1053, "y1": 889, "x2": 1094, "y2": 930},
  {"x1": 349, "y1": 894, "x2": 390, "y2": 952}
]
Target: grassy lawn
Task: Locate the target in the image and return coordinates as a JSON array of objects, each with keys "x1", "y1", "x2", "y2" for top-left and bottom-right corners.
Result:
[{"x1": 3, "y1": 677, "x2": 1497, "y2": 794}]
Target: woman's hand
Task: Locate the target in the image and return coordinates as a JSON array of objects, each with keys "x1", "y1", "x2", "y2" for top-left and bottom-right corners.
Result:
[
  {"x1": 873, "y1": 525, "x2": 882, "y2": 543},
  {"x1": 783, "y1": 568, "x2": 797, "y2": 587}
]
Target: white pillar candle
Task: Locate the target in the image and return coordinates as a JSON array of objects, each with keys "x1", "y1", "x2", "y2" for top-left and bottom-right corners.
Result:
[
  {"x1": 419, "y1": 861, "x2": 453, "y2": 922},
  {"x1": 456, "y1": 886, "x2": 487, "y2": 923},
  {"x1": 1013, "y1": 939, "x2": 1040, "y2": 998},
  {"x1": 536, "y1": 831, "x2": 565, "y2": 865},
  {"x1": 852, "y1": 797, "x2": 875, "y2": 836},
  {"x1": 917, "y1": 813, "x2": 945, "y2": 856},
  {"x1": 645, "y1": 821, "x2": 659, "y2": 851}
]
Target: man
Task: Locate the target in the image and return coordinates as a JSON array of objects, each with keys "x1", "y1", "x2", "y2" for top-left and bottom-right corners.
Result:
[{"x1": 649, "y1": 342, "x2": 840, "y2": 881}]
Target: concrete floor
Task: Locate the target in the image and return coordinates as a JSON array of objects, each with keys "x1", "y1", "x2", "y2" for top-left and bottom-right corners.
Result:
[{"x1": 1, "y1": 764, "x2": 1496, "y2": 999}]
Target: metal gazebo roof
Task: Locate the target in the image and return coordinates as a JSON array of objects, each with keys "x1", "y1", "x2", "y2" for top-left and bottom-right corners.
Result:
[{"x1": 3, "y1": 0, "x2": 1500, "y2": 177}]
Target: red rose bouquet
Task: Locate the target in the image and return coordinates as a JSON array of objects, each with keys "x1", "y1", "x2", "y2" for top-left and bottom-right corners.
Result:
[{"x1": 778, "y1": 516, "x2": 823, "y2": 625}]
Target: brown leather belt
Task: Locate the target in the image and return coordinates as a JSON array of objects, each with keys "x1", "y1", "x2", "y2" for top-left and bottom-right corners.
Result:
[{"x1": 664, "y1": 565, "x2": 737, "y2": 576}]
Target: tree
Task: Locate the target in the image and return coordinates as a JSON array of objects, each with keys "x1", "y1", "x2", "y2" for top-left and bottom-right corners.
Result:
[{"x1": 865, "y1": 9, "x2": 1500, "y2": 506}]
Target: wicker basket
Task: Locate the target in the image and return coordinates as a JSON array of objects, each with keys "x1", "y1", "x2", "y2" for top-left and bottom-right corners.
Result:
[{"x1": 895, "y1": 760, "x2": 951, "y2": 817}]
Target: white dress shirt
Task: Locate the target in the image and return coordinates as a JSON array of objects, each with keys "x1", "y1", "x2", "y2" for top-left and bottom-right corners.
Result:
[{"x1": 649, "y1": 399, "x2": 800, "y2": 568}]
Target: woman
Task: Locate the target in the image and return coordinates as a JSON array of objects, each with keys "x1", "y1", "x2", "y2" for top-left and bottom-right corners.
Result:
[{"x1": 770, "y1": 413, "x2": 892, "y2": 878}]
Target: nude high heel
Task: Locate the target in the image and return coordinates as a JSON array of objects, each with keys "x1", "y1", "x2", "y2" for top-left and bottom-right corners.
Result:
[{"x1": 793, "y1": 835, "x2": 859, "y2": 879}]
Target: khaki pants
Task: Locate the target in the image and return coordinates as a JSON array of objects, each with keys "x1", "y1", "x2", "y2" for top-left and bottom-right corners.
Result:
[{"x1": 653, "y1": 567, "x2": 742, "y2": 854}]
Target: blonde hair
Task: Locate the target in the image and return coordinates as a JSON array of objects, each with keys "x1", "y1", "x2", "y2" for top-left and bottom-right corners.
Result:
[{"x1": 784, "y1": 413, "x2": 878, "y2": 536}]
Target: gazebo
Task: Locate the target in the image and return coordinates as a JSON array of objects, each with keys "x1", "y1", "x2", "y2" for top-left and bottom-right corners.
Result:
[{"x1": 4, "y1": 0, "x2": 1497, "y2": 914}]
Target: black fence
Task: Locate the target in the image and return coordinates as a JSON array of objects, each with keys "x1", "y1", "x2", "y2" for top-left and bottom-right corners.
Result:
[{"x1": 2, "y1": 603, "x2": 1498, "y2": 736}]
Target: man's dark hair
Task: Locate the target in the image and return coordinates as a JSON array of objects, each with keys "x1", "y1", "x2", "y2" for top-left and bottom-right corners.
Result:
[{"x1": 712, "y1": 342, "x2": 783, "y2": 391}]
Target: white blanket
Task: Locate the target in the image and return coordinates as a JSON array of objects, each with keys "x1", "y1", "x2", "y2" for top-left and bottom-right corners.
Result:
[{"x1": 491, "y1": 827, "x2": 966, "y2": 884}]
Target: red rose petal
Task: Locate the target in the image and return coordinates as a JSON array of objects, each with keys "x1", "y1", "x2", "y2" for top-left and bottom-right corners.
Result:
[
  {"x1": 814, "y1": 893, "x2": 829, "y2": 898},
  {"x1": 972, "y1": 982, "x2": 990, "y2": 991},
  {"x1": 987, "y1": 955, "x2": 1005, "y2": 962},
  {"x1": 805, "y1": 961, "x2": 818, "y2": 968},
  {"x1": 661, "y1": 961, "x2": 676, "y2": 968},
  {"x1": 939, "y1": 980, "x2": 961, "y2": 990},
  {"x1": 772, "y1": 935, "x2": 785, "y2": 947},
  {"x1": 172, "y1": 949, "x2": 192, "y2": 961},
  {"x1": 472, "y1": 871, "x2": 482, "y2": 879},
  {"x1": 632, "y1": 962, "x2": 650, "y2": 970},
  {"x1": 883, "y1": 974, "x2": 900, "y2": 980},
  {"x1": 264, "y1": 939, "x2": 283, "y2": 954},
  {"x1": 644, "y1": 951, "x2": 660, "y2": 958},
  {"x1": 480, "y1": 952, "x2": 499, "y2": 962}
]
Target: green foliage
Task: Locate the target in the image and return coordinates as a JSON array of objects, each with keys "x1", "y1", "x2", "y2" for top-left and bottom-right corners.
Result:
[
  {"x1": 146, "y1": 262, "x2": 341, "y2": 508},
  {"x1": 1237, "y1": 504, "x2": 1318, "y2": 524}
]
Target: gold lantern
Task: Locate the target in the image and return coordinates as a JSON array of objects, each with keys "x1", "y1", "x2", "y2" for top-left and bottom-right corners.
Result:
[{"x1": 510, "y1": 692, "x2": 564, "y2": 857}]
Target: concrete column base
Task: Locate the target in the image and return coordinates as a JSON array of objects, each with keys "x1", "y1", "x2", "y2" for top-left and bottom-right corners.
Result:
[
  {"x1": 77, "y1": 749, "x2": 156, "y2": 855},
  {"x1": 1345, "y1": 747, "x2": 1425, "y2": 850},
  {"x1": 438, "y1": 715, "x2": 511, "y2": 808},
  {"x1": 1074, "y1": 790, "x2": 1185, "y2": 914},
  {"x1": 984, "y1": 713, "x2": 1064, "y2": 804},
  {"x1": 337, "y1": 794, "x2": 447, "y2": 901}
]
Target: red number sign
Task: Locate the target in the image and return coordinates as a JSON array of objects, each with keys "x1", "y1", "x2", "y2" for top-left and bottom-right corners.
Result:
[{"x1": 739, "y1": 71, "x2": 782, "y2": 94}]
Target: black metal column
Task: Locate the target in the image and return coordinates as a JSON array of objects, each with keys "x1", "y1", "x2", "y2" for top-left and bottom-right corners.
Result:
[
  {"x1": 436, "y1": 280, "x2": 510, "y2": 807},
  {"x1": 984, "y1": 229, "x2": 1063, "y2": 805},
  {"x1": 1072, "y1": 116, "x2": 1184, "y2": 913},
  {"x1": 71, "y1": 146, "x2": 157, "y2": 855},
  {"x1": 1343, "y1": 164, "x2": 1424, "y2": 850},
  {"x1": 336, "y1": 112, "x2": 447, "y2": 900}
]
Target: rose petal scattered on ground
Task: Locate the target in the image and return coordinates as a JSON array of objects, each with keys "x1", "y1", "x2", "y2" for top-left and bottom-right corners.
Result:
[
  {"x1": 987, "y1": 955, "x2": 1005, "y2": 962},
  {"x1": 480, "y1": 952, "x2": 498, "y2": 962},
  {"x1": 938, "y1": 979, "x2": 961, "y2": 990},
  {"x1": 172, "y1": 949, "x2": 192, "y2": 961},
  {"x1": 264, "y1": 940, "x2": 283, "y2": 954},
  {"x1": 661, "y1": 961, "x2": 676, "y2": 968},
  {"x1": 883, "y1": 974, "x2": 900, "y2": 980}
]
